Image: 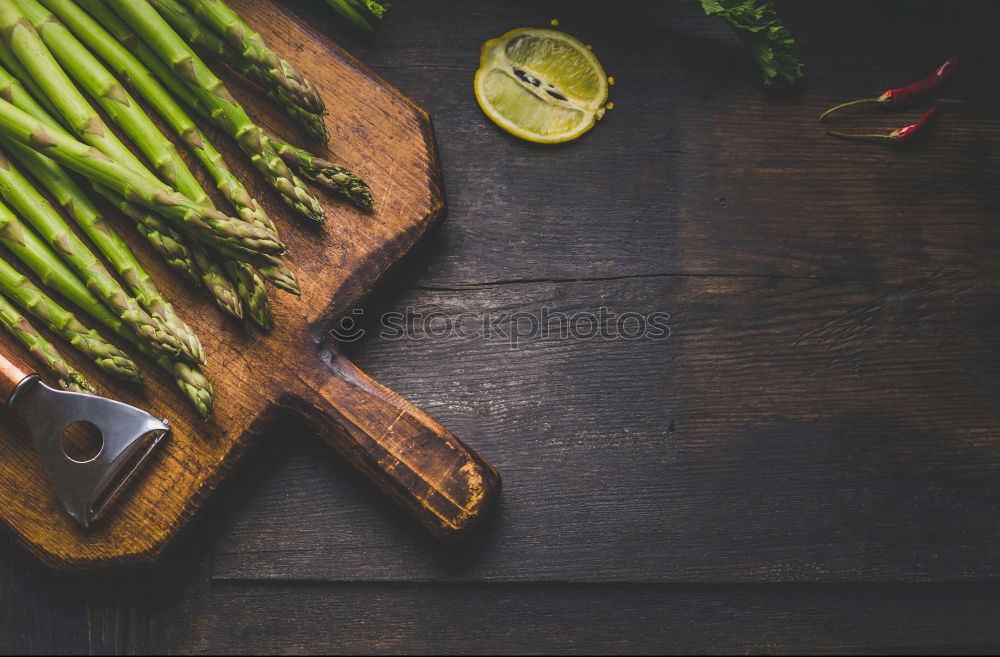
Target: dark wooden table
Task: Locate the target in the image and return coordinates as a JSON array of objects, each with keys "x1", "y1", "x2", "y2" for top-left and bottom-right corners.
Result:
[{"x1": 3, "y1": 1, "x2": 1000, "y2": 653}]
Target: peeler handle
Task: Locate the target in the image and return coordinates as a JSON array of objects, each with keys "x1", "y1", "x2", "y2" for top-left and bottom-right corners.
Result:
[{"x1": 0, "y1": 340, "x2": 32, "y2": 404}]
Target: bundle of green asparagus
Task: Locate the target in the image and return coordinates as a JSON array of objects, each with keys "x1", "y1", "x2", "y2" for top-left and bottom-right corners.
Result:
[{"x1": 0, "y1": 0, "x2": 371, "y2": 418}]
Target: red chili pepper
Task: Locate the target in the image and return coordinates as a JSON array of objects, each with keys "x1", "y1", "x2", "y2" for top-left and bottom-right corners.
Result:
[
  {"x1": 819, "y1": 57, "x2": 958, "y2": 120},
  {"x1": 826, "y1": 109, "x2": 940, "y2": 143}
]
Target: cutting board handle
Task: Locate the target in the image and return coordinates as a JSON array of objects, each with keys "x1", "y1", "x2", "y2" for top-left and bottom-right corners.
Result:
[{"x1": 292, "y1": 346, "x2": 501, "y2": 542}]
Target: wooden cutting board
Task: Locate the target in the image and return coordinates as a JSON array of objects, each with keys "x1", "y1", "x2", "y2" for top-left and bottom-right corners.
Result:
[{"x1": 0, "y1": 0, "x2": 500, "y2": 570}]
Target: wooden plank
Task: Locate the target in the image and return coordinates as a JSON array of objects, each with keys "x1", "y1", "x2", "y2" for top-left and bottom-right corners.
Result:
[
  {"x1": 211, "y1": 271, "x2": 1000, "y2": 582},
  {"x1": 144, "y1": 580, "x2": 1000, "y2": 654},
  {"x1": 6, "y1": 527, "x2": 1000, "y2": 655}
]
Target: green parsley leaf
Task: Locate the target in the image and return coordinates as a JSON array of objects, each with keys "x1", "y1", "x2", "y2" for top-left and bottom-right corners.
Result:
[{"x1": 685, "y1": 0, "x2": 804, "y2": 89}]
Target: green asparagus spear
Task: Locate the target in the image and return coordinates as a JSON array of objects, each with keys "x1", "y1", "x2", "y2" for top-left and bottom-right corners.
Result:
[
  {"x1": 0, "y1": 245, "x2": 212, "y2": 416},
  {"x1": 175, "y1": 0, "x2": 325, "y2": 115},
  {"x1": 21, "y1": 0, "x2": 202, "y2": 210},
  {"x1": 92, "y1": 184, "x2": 202, "y2": 287},
  {"x1": 226, "y1": 260, "x2": 270, "y2": 329},
  {"x1": 0, "y1": 63, "x2": 205, "y2": 361},
  {"x1": 17, "y1": 0, "x2": 253, "y2": 320},
  {"x1": 97, "y1": 0, "x2": 325, "y2": 223},
  {"x1": 0, "y1": 196, "x2": 189, "y2": 377},
  {"x1": 0, "y1": 256, "x2": 140, "y2": 384},
  {"x1": 0, "y1": 159, "x2": 210, "y2": 414},
  {"x1": 0, "y1": 3, "x2": 284, "y2": 256},
  {"x1": 41, "y1": 0, "x2": 299, "y2": 295},
  {"x1": 0, "y1": 2, "x2": 148, "y2": 177},
  {"x1": 325, "y1": 0, "x2": 376, "y2": 35},
  {"x1": 326, "y1": 0, "x2": 388, "y2": 35},
  {"x1": 269, "y1": 138, "x2": 373, "y2": 210},
  {"x1": 0, "y1": 97, "x2": 284, "y2": 259},
  {"x1": 95, "y1": 183, "x2": 245, "y2": 321},
  {"x1": 71, "y1": 3, "x2": 362, "y2": 221},
  {"x1": 16, "y1": 0, "x2": 186, "y2": 185},
  {"x1": 189, "y1": 246, "x2": 243, "y2": 320},
  {"x1": 252, "y1": 254, "x2": 299, "y2": 295},
  {"x1": 0, "y1": 145, "x2": 203, "y2": 366},
  {"x1": 0, "y1": 54, "x2": 210, "y2": 329},
  {"x1": 147, "y1": 0, "x2": 327, "y2": 142},
  {"x1": 0, "y1": 291, "x2": 96, "y2": 393},
  {"x1": 0, "y1": 39, "x2": 207, "y2": 294}
]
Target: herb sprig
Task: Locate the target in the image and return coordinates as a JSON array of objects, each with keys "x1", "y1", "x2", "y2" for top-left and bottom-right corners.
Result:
[{"x1": 685, "y1": 0, "x2": 804, "y2": 89}]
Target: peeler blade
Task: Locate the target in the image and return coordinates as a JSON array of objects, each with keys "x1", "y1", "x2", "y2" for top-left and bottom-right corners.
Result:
[{"x1": 8, "y1": 377, "x2": 170, "y2": 529}]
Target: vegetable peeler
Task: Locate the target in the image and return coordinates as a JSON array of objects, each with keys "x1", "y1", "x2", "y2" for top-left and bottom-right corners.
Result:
[{"x1": 0, "y1": 342, "x2": 169, "y2": 529}]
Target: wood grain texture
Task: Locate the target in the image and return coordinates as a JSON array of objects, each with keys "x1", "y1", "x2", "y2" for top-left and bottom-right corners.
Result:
[
  {"x1": 209, "y1": 0, "x2": 1000, "y2": 585},
  {"x1": 211, "y1": 274, "x2": 1000, "y2": 582},
  {"x1": 0, "y1": 0, "x2": 499, "y2": 570},
  {"x1": 4, "y1": 528, "x2": 1000, "y2": 655},
  {"x1": 3, "y1": 0, "x2": 1000, "y2": 653}
]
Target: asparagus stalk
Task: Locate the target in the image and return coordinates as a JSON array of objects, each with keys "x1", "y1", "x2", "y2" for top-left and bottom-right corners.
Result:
[
  {"x1": 252, "y1": 254, "x2": 299, "y2": 295},
  {"x1": 175, "y1": 0, "x2": 325, "y2": 115},
  {"x1": 99, "y1": 184, "x2": 255, "y2": 320},
  {"x1": 226, "y1": 260, "x2": 271, "y2": 329},
  {"x1": 0, "y1": 64, "x2": 205, "y2": 362},
  {"x1": 147, "y1": 0, "x2": 327, "y2": 142},
  {"x1": 17, "y1": 0, "x2": 253, "y2": 321},
  {"x1": 269, "y1": 138, "x2": 373, "y2": 210},
  {"x1": 0, "y1": 38, "x2": 208, "y2": 294},
  {"x1": 92, "y1": 183, "x2": 202, "y2": 287},
  {"x1": 0, "y1": 291, "x2": 96, "y2": 393},
  {"x1": 0, "y1": 57, "x2": 228, "y2": 324},
  {"x1": 21, "y1": 0, "x2": 200, "y2": 211},
  {"x1": 0, "y1": 4, "x2": 284, "y2": 257},
  {"x1": 0, "y1": 2, "x2": 148, "y2": 179},
  {"x1": 189, "y1": 245, "x2": 243, "y2": 320},
  {"x1": 0, "y1": 96, "x2": 284, "y2": 258},
  {"x1": 76, "y1": 3, "x2": 363, "y2": 221},
  {"x1": 0, "y1": 242, "x2": 212, "y2": 416},
  {"x1": 0, "y1": 144, "x2": 203, "y2": 364},
  {"x1": 41, "y1": 0, "x2": 299, "y2": 295},
  {"x1": 325, "y1": 0, "x2": 375, "y2": 35},
  {"x1": 0, "y1": 201, "x2": 166, "y2": 385},
  {"x1": 97, "y1": 0, "x2": 325, "y2": 223},
  {"x1": 97, "y1": 178, "x2": 245, "y2": 323},
  {"x1": 18, "y1": 0, "x2": 196, "y2": 193},
  {"x1": 0, "y1": 255, "x2": 140, "y2": 384},
  {"x1": 325, "y1": 0, "x2": 387, "y2": 35}
]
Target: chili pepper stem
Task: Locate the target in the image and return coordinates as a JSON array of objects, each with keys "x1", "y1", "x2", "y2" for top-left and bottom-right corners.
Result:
[
  {"x1": 826, "y1": 131, "x2": 899, "y2": 143},
  {"x1": 826, "y1": 108, "x2": 939, "y2": 144},
  {"x1": 819, "y1": 96, "x2": 886, "y2": 121}
]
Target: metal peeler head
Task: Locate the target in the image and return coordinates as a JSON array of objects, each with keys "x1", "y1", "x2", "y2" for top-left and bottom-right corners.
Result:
[{"x1": 8, "y1": 376, "x2": 170, "y2": 529}]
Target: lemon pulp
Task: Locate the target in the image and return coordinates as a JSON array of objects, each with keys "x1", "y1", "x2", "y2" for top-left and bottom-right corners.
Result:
[{"x1": 474, "y1": 28, "x2": 608, "y2": 144}]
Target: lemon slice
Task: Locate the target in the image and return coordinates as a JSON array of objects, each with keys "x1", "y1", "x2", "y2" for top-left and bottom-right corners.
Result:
[{"x1": 475, "y1": 28, "x2": 608, "y2": 144}]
